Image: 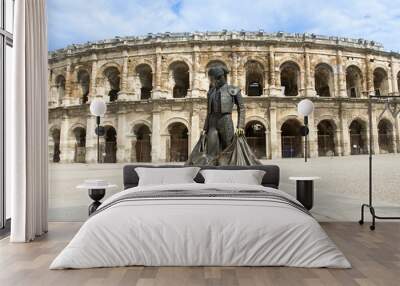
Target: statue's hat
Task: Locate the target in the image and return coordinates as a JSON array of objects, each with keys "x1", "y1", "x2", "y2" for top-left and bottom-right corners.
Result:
[{"x1": 208, "y1": 66, "x2": 229, "y2": 78}]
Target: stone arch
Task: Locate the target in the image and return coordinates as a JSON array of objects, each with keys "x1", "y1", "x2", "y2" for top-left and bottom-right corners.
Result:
[
  {"x1": 240, "y1": 55, "x2": 267, "y2": 67},
  {"x1": 280, "y1": 118, "x2": 303, "y2": 158},
  {"x1": 277, "y1": 114, "x2": 299, "y2": 129},
  {"x1": 98, "y1": 62, "x2": 121, "y2": 75},
  {"x1": 130, "y1": 59, "x2": 155, "y2": 75},
  {"x1": 314, "y1": 63, "x2": 334, "y2": 97},
  {"x1": 378, "y1": 118, "x2": 395, "y2": 153},
  {"x1": 130, "y1": 120, "x2": 152, "y2": 135},
  {"x1": 245, "y1": 60, "x2": 265, "y2": 96},
  {"x1": 68, "y1": 123, "x2": 86, "y2": 136},
  {"x1": 55, "y1": 74, "x2": 66, "y2": 104},
  {"x1": 103, "y1": 125, "x2": 117, "y2": 163},
  {"x1": 135, "y1": 64, "x2": 153, "y2": 100},
  {"x1": 317, "y1": 119, "x2": 337, "y2": 156},
  {"x1": 277, "y1": 56, "x2": 302, "y2": 68},
  {"x1": 163, "y1": 117, "x2": 189, "y2": 135},
  {"x1": 103, "y1": 66, "x2": 121, "y2": 102},
  {"x1": 133, "y1": 123, "x2": 152, "y2": 162},
  {"x1": 245, "y1": 115, "x2": 269, "y2": 130},
  {"x1": 77, "y1": 69, "x2": 90, "y2": 103},
  {"x1": 167, "y1": 122, "x2": 189, "y2": 162},
  {"x1": 71, "y1": 126, "x2": 86, "y2": 163},
  {"x1": 280, "y1": 61, "x2": 300, "y2": 97},
  {"x1": 165, "y1": 56, "x2": 192, "y2": 71},
  {"x1": 169, "y1": 61, "x2": 190, "y2": 98},
  {"x1": 373, "y1": 67, "x2": 389, "y2": 96},
  {"x1": 245, "y1": 120, "x2": 266, "y2": 158},
  {"x1": 346, "y1": 65, "x2": 363, "y2": 98},
  {"x1": 349, "y1": 119, "x2": 368, "y2": 155}
]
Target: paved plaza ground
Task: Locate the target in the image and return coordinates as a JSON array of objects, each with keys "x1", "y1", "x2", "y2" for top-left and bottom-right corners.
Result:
[{"x1": 49, "y1": 154, "x2": 400, "y2": 222}]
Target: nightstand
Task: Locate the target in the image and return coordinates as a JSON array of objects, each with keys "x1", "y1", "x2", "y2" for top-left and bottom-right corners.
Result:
[
  {"x1": 289, "y1": 177, "x2": 320, "y2": 210},
  {"x1": 77, "y1": 180, "x2": 117, "y2": 215}
]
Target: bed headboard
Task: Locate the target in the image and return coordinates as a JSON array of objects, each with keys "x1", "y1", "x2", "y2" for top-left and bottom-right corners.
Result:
[{"x1": 123, "y1": 165, "x2": 280, "y2": 190}]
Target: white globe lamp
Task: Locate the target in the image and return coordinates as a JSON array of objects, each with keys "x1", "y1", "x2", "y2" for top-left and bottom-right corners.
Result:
[
  {"x1": 90, "y1": 98, "x2": 107, "y2": 117},
  {"x1": 90, "y1": 98, "x2": 107, "y2": 163},
  {"x1": 298, "y1": 99, "x2": 314, "y2": 116},
  {"x1": 297, "y1": 99, "x2": 314, "y2": 162}
]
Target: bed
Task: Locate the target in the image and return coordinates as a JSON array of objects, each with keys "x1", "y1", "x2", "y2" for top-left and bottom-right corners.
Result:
[{"x1": 50, "y1": 165, "x2": 350, "y2": 269}]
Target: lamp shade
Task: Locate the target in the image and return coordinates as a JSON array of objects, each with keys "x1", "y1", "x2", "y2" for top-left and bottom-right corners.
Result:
[
  {"x1": 298, "y1": 99, "x2": 314, "y2": 116},
  {"x1": 90, "y1": 98, "x2": 107, "y2": 116}
]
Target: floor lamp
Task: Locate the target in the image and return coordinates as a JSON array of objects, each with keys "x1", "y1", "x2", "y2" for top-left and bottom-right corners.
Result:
[
  {"x1": 89, "y1": 99, "x2": 107, "y2": 163},
  {"x1": 298, "y1": 99, "x2": 315, "y2": 162},
  {"x1": 359, "y1": 95, "x2": 400, "y2": 230}
]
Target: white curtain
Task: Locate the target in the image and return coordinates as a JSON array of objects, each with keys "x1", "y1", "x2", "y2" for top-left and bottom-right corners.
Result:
[{"x1": 9, "y1": 0, "x2": 48, "y2": 242}]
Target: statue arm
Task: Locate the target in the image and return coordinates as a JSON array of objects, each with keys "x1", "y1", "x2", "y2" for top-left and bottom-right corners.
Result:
[{"x1": 235, "y1": 90, "x2": 246, "y2": 129}]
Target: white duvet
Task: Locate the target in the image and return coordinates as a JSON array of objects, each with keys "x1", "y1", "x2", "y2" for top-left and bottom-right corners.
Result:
[{"x1": 50, "y1": 183, "x2": 351, "y2": 269}]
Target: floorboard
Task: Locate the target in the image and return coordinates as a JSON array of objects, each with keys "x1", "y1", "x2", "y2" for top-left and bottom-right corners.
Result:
[{"x1": 0, "y1": 222, "x2": 399, "y2": 286}]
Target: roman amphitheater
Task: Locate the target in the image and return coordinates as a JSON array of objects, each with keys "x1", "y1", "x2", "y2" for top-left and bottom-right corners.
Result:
[{"x1": 48, "y1": 31, "x2": 400, "y2": 164}]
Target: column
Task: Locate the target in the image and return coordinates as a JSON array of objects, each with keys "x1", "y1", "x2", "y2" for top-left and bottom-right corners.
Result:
[
  {"x1": 118, "y1": 51, "x2": 129, "y2": 101},
  {"x1": 341, "y1": 125, "x2": 350, "y2": 156},
  {"x1": 265, "y1": 130, "x2": 270, "y2": 159},
  {"x1": 130, "y1": 135, "x2": 137, "y2": 162},
  {"x1": 160, "y1": 134, "x2": 169, "y2": 163},
  {"x1": 395, "y1": 115, "x2": 400, "y2": 153},
  {"x1": 269, "y1": 105, "x2": 279, "y2": 158},
  {"x1": 153, "y1": 46, "x2": 163, "y2": 99},
  {"x1": 151, "y1": 109, "x2": 162, "y2": 162},
  {"x1": 365, "y1": 55, "x2": 374, "y2": 97},
  {"x1": 300, "y1": 68, "x2": 306, "y2": 97},
  {"x1": 308, "y1": 113, "x2": 318, "y2": 157},
  {"x1": 391, "y1": 56, "x2": 398, "y2": 95},
  {"x1": 263, "y1": 69, "x2": 269, "y2": 96},
  {"x1": 335, "y1": 129, "x2": 343, "y2": 156},
  {"x1": 232, "y1": 52, "x2": 239, "y2": 87},
  {"x1": 48, "y1": 136, "x2": 54, "y2": 163},
  {"x1": 191, "y1": 45, "x2": 200, "y2": 98},
  {"x1": 85, "y1": 115, "x2": 97, "y2": 163},
  {"x1": 116, "y1": 111, "x2": 128, "y2": 162},
  {"x1": 59, "y1": 114, "x2": 71, "y2": 163},
  {"x1": 63, "y1": 62, "x2": 72, "y2": 105},
  {"x1": 90, "y1": 54, "x2": 98, "y2": 102},
  {"x1": 336, "y1": 49, "x2": 346, "y2": 97},
  {"x1": 339, "y1": 105, "x2": 350, "y2": 156},
  {"x1": 190, "y1": 110, "x2": 200, "y2": 150},
  {"x1": 49, "y1": 71, "x2": 57, "y2": 106},
  {"x1": 371, "y1": 109, "x2": 380, "y2": 154},
  {"x1": 237, "y1": 56, "x2": 246, "y2": 92},
  {"x1": 304, "y1": 48, "x2": 316, "y2": 97},
  {"x1": 268, "y1": 46, "x2": 279, "y2": 96},
  {"x1": 134, "y1": 74, "x2": 141, "y2": 100}
]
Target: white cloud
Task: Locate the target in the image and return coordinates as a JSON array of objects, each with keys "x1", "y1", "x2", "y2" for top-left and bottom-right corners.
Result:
[{"x1": 48, "y1": 0, "x2": 400, "y2": 52}]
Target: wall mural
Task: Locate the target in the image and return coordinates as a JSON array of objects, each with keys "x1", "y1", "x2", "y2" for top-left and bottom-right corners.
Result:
[{"x1": 48, "y1": 32, "x2": 400, "y2": 165}]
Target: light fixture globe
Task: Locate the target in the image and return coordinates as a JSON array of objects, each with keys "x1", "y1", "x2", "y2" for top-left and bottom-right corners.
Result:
[
  {"x1": 90, "y1": 98, "x2": 107, "y2": 117},
  {"x1": 298, "y1": 99, "x2": 314, "y2": 116}
]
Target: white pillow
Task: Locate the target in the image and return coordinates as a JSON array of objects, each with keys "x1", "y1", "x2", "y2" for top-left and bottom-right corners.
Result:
[
  {"x1": 135, "y1": 167, "x2": 201, "y2": 186},
  {"x1": 200, "y1": 169, "x2": 265, "y2": 185}
]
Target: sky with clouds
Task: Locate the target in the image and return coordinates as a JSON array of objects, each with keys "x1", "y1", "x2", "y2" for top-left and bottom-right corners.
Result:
[{"x1": 48, "y1": 0, "x2": 400, "y2": 52}]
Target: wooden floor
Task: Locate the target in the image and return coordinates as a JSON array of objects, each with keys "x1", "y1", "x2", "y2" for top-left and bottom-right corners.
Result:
[{"x1": 0, "y1": 222, "x2": 399, "y2": 286}]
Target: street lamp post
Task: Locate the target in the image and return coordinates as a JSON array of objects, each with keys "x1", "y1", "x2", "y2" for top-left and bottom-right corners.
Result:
[
  {"x1": 297, "y1": 99, "x2": 315, "y2": 162},
  {"x1": 89, "y1": 99, "x2": 107, "y2": 163}
]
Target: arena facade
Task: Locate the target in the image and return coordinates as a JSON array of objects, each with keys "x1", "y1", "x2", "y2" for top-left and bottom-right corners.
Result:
[{"x1": 48, "y1": 31, "x2": 400, "y2": 163}]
